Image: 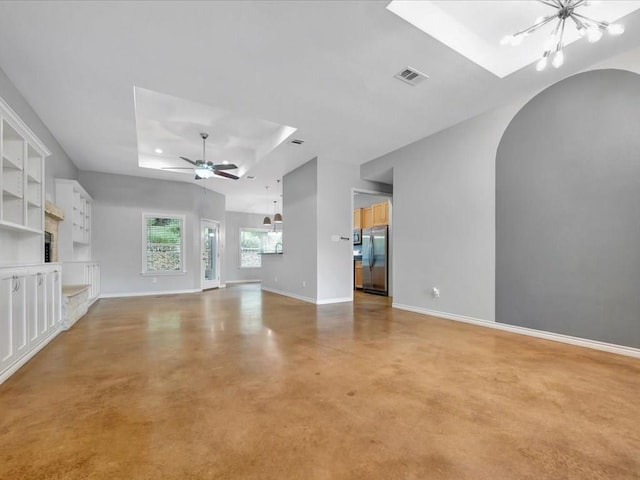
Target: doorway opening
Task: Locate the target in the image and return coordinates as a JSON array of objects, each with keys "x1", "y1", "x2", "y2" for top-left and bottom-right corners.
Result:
[
  {"x1": 352, "y1": 190, "x2": 393, "y2": 298},
  {"x1": 201, "y1": 219, "x2": 220, "y2": 290}
]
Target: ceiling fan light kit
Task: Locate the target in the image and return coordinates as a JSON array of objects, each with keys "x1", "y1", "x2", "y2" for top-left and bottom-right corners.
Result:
[
  {"x1": 501, "y1": 0, "x2": 625, "y2": 72},
  {"x1": 166, "y1": 132, "x2": 240, "y2": 180}
]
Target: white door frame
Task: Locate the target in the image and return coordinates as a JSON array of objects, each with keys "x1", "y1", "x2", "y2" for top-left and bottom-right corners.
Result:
[{"x1": 200, "y1": 219, "x2": 220, "y2": 290}]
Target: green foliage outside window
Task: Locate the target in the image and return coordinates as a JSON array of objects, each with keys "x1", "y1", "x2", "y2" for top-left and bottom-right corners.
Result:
[{"x1": 145, "y1": 216, "x2": 183, "y2": 272}]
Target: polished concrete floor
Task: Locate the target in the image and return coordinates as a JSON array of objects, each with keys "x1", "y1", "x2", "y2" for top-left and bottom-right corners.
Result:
[{"x1": 1, "y1": 284, "x2": 639, "y2": 479}]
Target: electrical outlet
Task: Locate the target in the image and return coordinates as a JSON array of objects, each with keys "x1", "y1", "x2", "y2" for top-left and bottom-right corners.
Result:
[
  {"x1": 274, "y1": 276, "x2": 278, "y2": 283},
  {"x1": 432, "y1": 287, "x2": 440, "y2": 298},
  {"x1": 152, "y1": 277, "x2": 157, "y2": 284},
  {"x1": 302, "y1": 280, "x2": 306, "y2": 287}
]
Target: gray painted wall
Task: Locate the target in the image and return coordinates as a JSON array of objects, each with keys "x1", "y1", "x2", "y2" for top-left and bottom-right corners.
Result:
[
  {"x1": 79, "y1": 171, "x2": 225, "y2": 296},
  {"x1": 0, "y1": 66, "x2": 77, "y2": 197},
  {"x1": 262, "y1": 158, "x2": 318, "y2": 300},
  {"x1": 496, "y1": 69, "x2": 640, "y2": 348},
  {"x1": 317, "y1": 159, "x2": 391, "y2": 301},
  {"x1": 370, "y1": 103, "x2": 522, "y2": 321},
  {"x1": 224, "y1": 211, "x2": 268, "y2": 283},
  {"x1": 262, "y1": 157, "x2": 390, "y2": 303}
]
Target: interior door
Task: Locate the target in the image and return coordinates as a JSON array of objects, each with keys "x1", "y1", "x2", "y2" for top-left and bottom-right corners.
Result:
[{"x1": 201, "y1": 220, "x2": 220, "y2": 290}]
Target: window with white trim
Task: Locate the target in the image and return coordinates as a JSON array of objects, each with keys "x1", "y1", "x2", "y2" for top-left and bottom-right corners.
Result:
[
  {"x1": 143, "y1": 214, "x2": 185, "y2": 274},
  {"x1": 240, "y1": 228, "x2": 282, "y2": 268}
]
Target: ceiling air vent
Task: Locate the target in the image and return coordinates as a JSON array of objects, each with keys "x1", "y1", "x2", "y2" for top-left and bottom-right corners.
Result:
[
  {"x1": 289, "y1": 139, "x2": 304, "y2": 145},
  {"x1": 394, "y1": 67, "x2": 429, "y2": 86}
]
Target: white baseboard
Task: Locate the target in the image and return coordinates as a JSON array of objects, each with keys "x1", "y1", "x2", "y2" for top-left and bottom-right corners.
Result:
[
  {"x1": 225, "y1": 280, "x2": 260, "y2": 284},
  {"x1": 317, "y1": 297, "x2": 353, "y2": 305},
  {"x1": 261, "y1": 287, "x2": 353, "y2": 305},
  {"x1": 261, "y1": 286, "x2": 317, "y2": 304},
  {"x1": 0, "y1": 328, "x2": 61, "y2": 385},
  {"x1": 392, "y1": 303, "x2": 640, "y2": 359},
  {"x1": 100, "y1": 288, "x2": 202, "y2": 299}
]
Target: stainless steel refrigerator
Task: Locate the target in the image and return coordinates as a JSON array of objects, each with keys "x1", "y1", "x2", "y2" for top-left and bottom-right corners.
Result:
[{"x1": 361, "y1": 225, "x2": 388, "y2": 296}]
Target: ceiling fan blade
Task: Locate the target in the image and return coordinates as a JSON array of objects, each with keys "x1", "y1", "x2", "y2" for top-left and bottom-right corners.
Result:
[
  {"x1": 214, "y1": 170, "x2": 240, "y2": 180},
  {"x1": 161, "y1": 167, "x2": 193, "y2": 170},
  {"x1": 212, "y1": 163, "x2": 238, "y2": 170},
  {"x1": 180, "y1": 156, "x2": 198, "y2": 166}
]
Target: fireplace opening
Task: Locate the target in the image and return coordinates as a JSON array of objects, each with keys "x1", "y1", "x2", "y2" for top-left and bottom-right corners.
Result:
[{"x1": 44, "y1": 231, "x2": 52, "y2": 263}]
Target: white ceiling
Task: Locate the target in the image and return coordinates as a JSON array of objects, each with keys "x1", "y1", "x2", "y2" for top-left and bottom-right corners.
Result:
[{"x1": 0, "y1": 1, "x2": 640, "y2": 213}]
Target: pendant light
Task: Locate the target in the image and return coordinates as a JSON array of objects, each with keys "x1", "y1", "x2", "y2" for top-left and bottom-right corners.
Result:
[
  {"x1": 263, "y1": 186, "x2": 272, "y2": 226},
  {"x1": 271, "y1": 201, "x2": 279, "y2": 230},
  {"x1": 273, "y1": 200, "x2": 283, "y2": 224},
  {"x1": 273, "y1": 180, "x2": 283, "y2": 223}
]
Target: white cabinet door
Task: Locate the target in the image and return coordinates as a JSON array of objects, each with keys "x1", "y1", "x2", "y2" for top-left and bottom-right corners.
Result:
[
  {"x1": 84, "y1": 263, "x2": 92, "y2": 298},
  {"x1": 47, "y1": 269, "x2": 61, "y2": 329},
  {"x1": 0, "y1": 276, "x2": 14, "y2": 372},
  {"x1": 12, "y1": 275, "x2": 28, "y2": 360},
  {"x1": 93, "y1": 263, "x2": 100, "y2": 300},
  {"x1": 26, "y1": 272, "x2": 48, "y2": 345}
]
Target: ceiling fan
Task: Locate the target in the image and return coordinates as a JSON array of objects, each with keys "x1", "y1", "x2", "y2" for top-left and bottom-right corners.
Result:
[{"x1": 163, "y1": 132, "x2": 239, "y2": 180}]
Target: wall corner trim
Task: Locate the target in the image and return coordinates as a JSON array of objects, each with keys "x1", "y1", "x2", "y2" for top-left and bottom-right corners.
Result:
[{"x1": 392, "y1": 303, "x2": 640, "y2": 359}]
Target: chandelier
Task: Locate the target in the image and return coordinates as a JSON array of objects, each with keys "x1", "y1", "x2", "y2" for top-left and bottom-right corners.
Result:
[{"x1": 501, "y1": 0, "x2": 625, "y2": 71}]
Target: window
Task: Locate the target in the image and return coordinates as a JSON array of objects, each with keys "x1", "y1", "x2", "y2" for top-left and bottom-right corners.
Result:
[
  {"x1": 240, "y1": 228, "x2": 282, "y2": 268},
  {"x1": 143, "y1": 214, "x2": 185, "y2": 274}
]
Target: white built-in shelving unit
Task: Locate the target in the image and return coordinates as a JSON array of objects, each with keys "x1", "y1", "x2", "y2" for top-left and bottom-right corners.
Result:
[
  {"x1": 0, "y1": 96, "x2": 49, "y2": 246},
  {"x1": 55, "y1": 179, "x2": 92, "y2": 261},
  {"x1": 0, "y1": 95, "x2": 63, "y2": 385},
  {"x1": 55, "y1": 178, "x2": 100, "y2": 306}
]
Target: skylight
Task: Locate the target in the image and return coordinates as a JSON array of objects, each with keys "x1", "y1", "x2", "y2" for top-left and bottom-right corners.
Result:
[{"x1": 386, "y1": 0, "x2": 640, "y2": 78}]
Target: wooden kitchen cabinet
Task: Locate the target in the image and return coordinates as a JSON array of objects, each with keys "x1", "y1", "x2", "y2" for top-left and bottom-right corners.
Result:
[
  {"x1": 361, "y1": 206, "x2": 373, "y2": 229},
  {"x1": 354, "y1": 260, "x2": 363, "y2": 289},
  {"x1": 353, "y1": 208, "x2": 361, "y2": 229},
  {"x1": 373, "y1": 201, "x2": 389, "y2": 226}
]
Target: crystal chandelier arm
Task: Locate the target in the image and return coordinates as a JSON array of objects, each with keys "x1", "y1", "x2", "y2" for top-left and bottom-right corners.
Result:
[
  {"x1": 556, "y1": 18, "x2": 566, "y2": 50},
  {"x1": 569, "y1": 13, "x2": 587, "y2": 31},
  {"x1": 538, "y1": 0, "x2": 561, "y2": 8},
  {"x1": 572, "y1": 13, "x2": 609, "y2": 30},
  {"x1": 549, "y1": 15, "x2": 564, "y2": 48}
]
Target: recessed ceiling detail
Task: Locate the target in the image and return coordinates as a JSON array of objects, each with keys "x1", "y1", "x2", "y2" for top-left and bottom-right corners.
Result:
[
  {"x1": 386, "y1": 0, "x2": 640, "y2": 78},
  {"x1": 134, "y1": 87, "x2": 297, "y2": 179}
]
